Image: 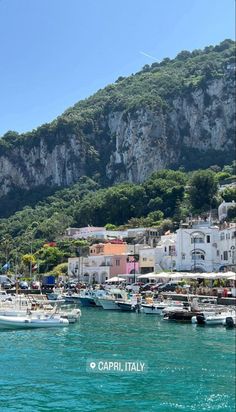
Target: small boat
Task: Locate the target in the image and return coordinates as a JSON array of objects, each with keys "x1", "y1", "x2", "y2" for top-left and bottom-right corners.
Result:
[
  {"x1": 141, "y1": 303, "x2": 166, "y2": 315},
  {"x1": 98, "y1": 289, "x2": 128, "y2": 310},
  {"x1": 164, "y1": 310, "x2": 203, "y2": 322},
  {"x1": 0, "y1": 314, "x2": 69, "y2": 329},
  {"x1": 194, "y1": 310, "x2": 235, "y2": 326},
  {"x1": 64, "y1": 293, "x2": 81, "y2": 305},
  {"x1": 78, "y1": 290, "x2": 97, "y2": 307},
  {"x1": 59, "y1": 308, "x2": 81, "y2": 323},
  {"x1": 47, "y1": 292, "x2": 65, "y2": 305},
  {"x1": 116, "y1": 301, "x2": 140, "y2": 312}
]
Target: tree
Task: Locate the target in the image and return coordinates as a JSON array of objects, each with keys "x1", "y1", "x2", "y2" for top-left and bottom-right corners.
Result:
[
  {"x1": 22, "y1": 254, "x2": 36, "y2": 275},
  {"x1": 221, "y1": 187, "x2": 236, "y2": 202},
  {"x1": 189, "y1": 170, "x2": 218, "y2": 211},
  {"x1": 227, "y1": 206, "x2": 236, "y2": 221}
]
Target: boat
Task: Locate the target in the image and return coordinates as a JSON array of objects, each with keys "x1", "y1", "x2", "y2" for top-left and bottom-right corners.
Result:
[
  {"x1": 0, "y1": 314, "x2": 69, "y2": 329},
  {"x1": 59, "y1": 308, "x2": 81, "y2": 323},
  {"x1": 164, "y1": 309, "x2": 203, "y2": 322},
  {"x1": 47, "y1": 292, "x2": 66, "y2": 305},
  {"x1": 98, "y1": 289, "x2": 128, "y2": 310},
  {"x1": 193, "y1": 310, "x2": 235, "y2": 326},
  {"x1": 64, "y1": 293, "x2": 81, "y2": 305},
  {"x1": 0, "y1": 297, "x2": 81, "y2": 323},
  {"x1": 92, "y1": 290, "x2": 109, "y2": 307},
  {"x1": 141, "y1": 300, "x2": 184, "y2": 315},
  {"x1": 78, "y1": 290, "x2": 97, "y2": 307}
]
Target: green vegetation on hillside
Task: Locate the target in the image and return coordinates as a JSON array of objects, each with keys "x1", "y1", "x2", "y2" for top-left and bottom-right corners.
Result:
[
  {"x1": 0, "y1": 163, "x2": 235, "y2": 275},
  {"x1": 1, "y1": 39, "x2": 235, "y2": 154}
]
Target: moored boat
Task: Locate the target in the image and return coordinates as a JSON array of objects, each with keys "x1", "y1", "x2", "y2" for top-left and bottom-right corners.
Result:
[
  {"x1": 193, "y1": 310, "x2": 235, "y2": 326},
  {"x1": 164, "y1": 310, "x2": 203, "y2": 322},
  {"x1": 0, "y1": 314, "x2": 69, "y2": 329},
  {"x1": 78, "y1": 290, "x2": 97, "y2": 307},
  {"x1": 98, "y1": 289, "x2": 128, "y2": 310}
]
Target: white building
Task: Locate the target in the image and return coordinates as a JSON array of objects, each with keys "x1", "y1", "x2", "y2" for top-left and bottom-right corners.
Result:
[
  {"x1": 218, "y1": 223, "x2": 236, "y2": 270},
  {"x1": 155, "y1": 233, "x2": 177, "y2": 271},
  {"x1": 176, "y1": 221, "x2": 220, "y2": 272},
  {"x1": 139, "y1": 247, "x2": 156, "y2": 274},
  {"x1": 68, "y1": 255, "x2": 112, "y2": 283},
  {"x1": 65, "y1": 226, "x2": 128, "y2": 240}
]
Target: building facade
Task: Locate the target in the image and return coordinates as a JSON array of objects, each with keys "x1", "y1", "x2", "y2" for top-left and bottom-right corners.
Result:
[{"x1": 175, "y1": 221, "x2": 220, "y2": 272}]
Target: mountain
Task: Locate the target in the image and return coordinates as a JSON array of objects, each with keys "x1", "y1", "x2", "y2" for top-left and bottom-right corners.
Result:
[{"x1": 0, "y1": 39, "x2": 235, "y2": 214}]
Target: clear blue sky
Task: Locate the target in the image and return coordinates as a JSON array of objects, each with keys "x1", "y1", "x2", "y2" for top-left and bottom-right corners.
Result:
[{"x1": 0, "y1": 0, "x2": 234, "y2": 136}]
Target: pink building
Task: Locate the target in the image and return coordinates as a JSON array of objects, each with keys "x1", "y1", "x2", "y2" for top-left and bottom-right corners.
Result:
[{"x1": 110, "y1": 255, "x2": 139, "y2": 276}]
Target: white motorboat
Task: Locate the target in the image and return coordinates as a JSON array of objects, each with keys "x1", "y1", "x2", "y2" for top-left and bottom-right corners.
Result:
[
  {"x1": 64, "y1": 293, "x2": 81, "y2": 305},
  {"x1": 98, "y1": 289, "x2": 128, "y2": 310},
  {"x1": 141, "y1": 300, "x2": 184, "y2": 315},
  {"x1": 0, "y1": 314, "x2": 69, "y2": 329},
  {"x1": 92, "y1": 290, "x2": 109, "y2": 307},
  {"x1": 193, "y1": 310, "x2": 235, "y2": 326},
  {"x1": 58, "y1": 308, "x2": 81, "y2": 323},
  {"x1": 78, "y1": 290, "x2": 97, "y2": 307},
  {"x1": 0, "y1": 298, "x2": 81, "y2": 324}
]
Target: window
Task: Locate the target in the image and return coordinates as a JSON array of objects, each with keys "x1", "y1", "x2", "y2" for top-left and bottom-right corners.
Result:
[
  {"x1": 223, "y1": 251, "x2": 228, "y2": 261},
  {"x1": 164, "y1": 247, "x2": 167, "y2": 252},
  {"x1": 192, "y1": 251, "x2": 205, "y2": 261},
  {"x1": 217, "y1": 250, "x2": 220, "y2": 256},
  {"x1": 220, "y1": 233, "x2": 225, "y2": 241},
  {"x1": 191, "y1": 236, "x2": 204, "y2": 244},
  {"x1": 143, "y1": 257, "x2": 147, "y2": 262},
  {"x1": 115, "y1": 259, "x2": 120, "y2": 266},
  {"x1": 206, "y1": 235, "x2": 210, "y2": 243}
]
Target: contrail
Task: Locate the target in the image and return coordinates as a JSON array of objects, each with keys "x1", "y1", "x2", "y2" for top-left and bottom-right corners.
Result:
[{"x1": 139, "y1": 51, "x2": 159, "y2": 61}]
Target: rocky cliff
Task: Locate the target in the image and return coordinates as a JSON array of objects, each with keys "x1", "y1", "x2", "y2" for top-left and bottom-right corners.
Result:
[{"x1": 0, "y1": 40, "x2": 235, "y2": 200}]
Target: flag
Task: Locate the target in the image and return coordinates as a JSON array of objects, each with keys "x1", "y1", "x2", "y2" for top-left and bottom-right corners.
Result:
[{"x1": 2, "y1": 262, "x2": 10, "y2": 270}]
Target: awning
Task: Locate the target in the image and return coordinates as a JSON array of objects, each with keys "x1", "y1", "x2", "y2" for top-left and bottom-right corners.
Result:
[{"x1": 105, "y1": 276, "x2": 126, "y2": 283}]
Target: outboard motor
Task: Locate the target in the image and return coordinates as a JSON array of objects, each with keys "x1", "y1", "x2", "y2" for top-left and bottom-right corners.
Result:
[
  {"x1": 196, "y1": 314, "x2": 205, "y2": 325},
  {"x1": 225, "y1": 317, "x2": 235, "y2": 328}
]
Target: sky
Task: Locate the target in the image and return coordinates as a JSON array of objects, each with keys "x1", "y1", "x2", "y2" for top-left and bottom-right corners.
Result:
[{"x1": 0, "y1": 0, "x2": 235, "y2": 136}]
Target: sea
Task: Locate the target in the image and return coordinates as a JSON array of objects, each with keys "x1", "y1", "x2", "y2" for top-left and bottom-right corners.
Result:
[{"x1": 0, "y1": 308, "x2": 235, "y2": 412}]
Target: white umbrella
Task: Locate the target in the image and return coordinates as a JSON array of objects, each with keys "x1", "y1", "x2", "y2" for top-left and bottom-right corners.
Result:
[
  {"x1": 137, "y1": 273, "x2": 160, "y2": 279},
  {"x1": 105, "y1": 276, "x2": 126, "y2": 283}
]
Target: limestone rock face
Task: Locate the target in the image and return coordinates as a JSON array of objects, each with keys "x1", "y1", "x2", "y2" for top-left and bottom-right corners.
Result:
[
  {"x1": 106, "y1": 74, "x2": 235, "y2": 182},
  {"x1": 0, "y1": 72, "x2": 235, "y2": 198}
]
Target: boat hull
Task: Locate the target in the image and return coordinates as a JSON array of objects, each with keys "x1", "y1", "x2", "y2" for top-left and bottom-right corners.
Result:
[
  {"x1": 78, "y1": 297, "x2": 96, "y2": 307},
  {"x1": 0, "y1": 315, "x2": 69, "y2": 329},
  {"x1": 164, "y1": 311, "x2": 202, "y2": 322},
  {"x1": 117, "y1": 302, "x2": 137, "y2": 312},
  {"x1": 141, "y1": 304, "x2": 165, "y2": 315},
  {"x1": 99, "y1": 299, "x2": 121, "y2": 310}
]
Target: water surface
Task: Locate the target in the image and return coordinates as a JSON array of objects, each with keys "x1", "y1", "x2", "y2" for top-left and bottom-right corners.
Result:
[{"x1": 0, "y1": 308, "x2": 235, "y2": 411}]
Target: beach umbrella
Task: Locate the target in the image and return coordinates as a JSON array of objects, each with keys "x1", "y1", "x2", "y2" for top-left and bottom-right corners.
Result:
[{"x1": 105, "y1": 276, "x2": 126, "y2": 283}]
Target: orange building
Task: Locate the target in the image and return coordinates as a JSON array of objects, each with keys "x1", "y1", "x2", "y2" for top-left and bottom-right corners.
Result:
[{"x1": 89, "y1": 242, "x2": 128, "y2": 256}]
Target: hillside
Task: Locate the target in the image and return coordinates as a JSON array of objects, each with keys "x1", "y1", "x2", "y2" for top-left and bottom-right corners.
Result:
[
  {"x1": 0, "y1": 39, "x2": 235, "y2": 217},
  {"x1": 0, "y1": 164, "x2": 235, "y2": 270}
]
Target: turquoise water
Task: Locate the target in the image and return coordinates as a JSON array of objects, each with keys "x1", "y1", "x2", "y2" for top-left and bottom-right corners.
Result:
[{"x1": 0, "y1": 308, "x2": 235, "y2": 412}]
